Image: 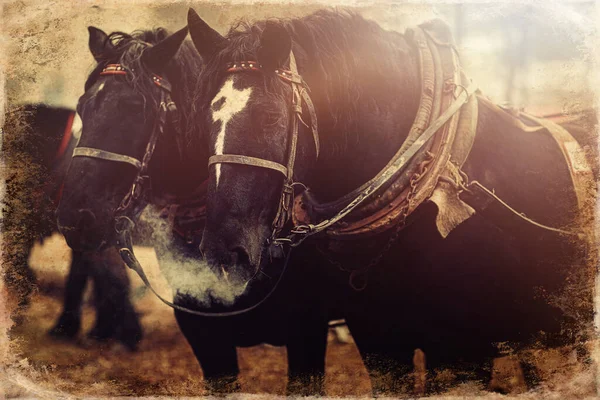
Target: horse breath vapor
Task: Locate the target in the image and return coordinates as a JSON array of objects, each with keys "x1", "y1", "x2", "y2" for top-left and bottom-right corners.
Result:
[{"x1": 141, "y1": 208, "x2": 247, "y2": 306}]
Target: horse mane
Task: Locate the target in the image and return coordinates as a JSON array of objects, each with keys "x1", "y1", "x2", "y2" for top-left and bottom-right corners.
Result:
[
  {"x1": 195, "y1": 9, "x2": 415, "y2": 155},
  {"x1": 85, "y1": 28, "x2": 203, "y2": 156}
]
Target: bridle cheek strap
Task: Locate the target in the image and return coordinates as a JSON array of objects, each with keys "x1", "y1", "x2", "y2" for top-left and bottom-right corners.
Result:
[
  {"x1": 208, "y1": 154, "x2": 288, "y2": 177},
  {"x1": 72, "y1": 147, "x2": 142, "y2": 170}
]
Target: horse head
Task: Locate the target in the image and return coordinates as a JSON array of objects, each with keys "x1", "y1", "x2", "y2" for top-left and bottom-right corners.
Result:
[
  {"x1": 188, "y1": 9, "x2": 319, "y2": 306},
  {"x1": 57, "y1": 26, "x2": 191, "y2": 251}
]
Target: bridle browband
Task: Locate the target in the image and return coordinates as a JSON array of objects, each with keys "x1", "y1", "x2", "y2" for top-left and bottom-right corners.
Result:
[{"x1": 208, "y1": 53, "x2": 319, "y2": 242}]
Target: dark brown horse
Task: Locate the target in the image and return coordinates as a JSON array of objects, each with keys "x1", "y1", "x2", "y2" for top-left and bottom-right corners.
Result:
[{"x1": 187, "y1": 8, "x2": 595, "y2": 395}]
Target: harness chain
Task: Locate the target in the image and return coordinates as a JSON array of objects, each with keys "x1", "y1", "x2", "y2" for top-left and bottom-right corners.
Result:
[{"x1": 344, "y1": 153, "x2": 434, "y2": 290}]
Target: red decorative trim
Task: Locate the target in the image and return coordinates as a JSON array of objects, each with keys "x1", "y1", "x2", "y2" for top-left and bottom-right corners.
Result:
[
  {"x1": 100, "y1": 64, "x2": 127, "y2": 75},
  {"x1": 227, "y1": 60, "x2": 262, "y2": 73},
  {"x1": 225, "y1": 60, "x2": 298, "y2": 83},
  {"x1": 54, "y1": 111, "x2": 75, "y2": 162},
  {"x1": 54, "y1": 182, "x2": 65, "y2": 207},
  {"x1": 152, "y1": 74, "x2": 165, "y2": 88}
]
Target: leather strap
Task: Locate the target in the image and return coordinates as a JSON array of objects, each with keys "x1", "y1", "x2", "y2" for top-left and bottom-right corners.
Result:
[
  {"x1": 114, "y1": 215, "x2": 293, "y2": 317},
  {"x1": 115, "y1": 95, "x2": 169, "y2": 216},
  {"x1": 73, "y1": 147, "x2": 142, "y2": 170},
  {"x1": 282, "y1": 83, "x2": 476, "y2": 245},
  {"x1": 460, "y1": 180, "x2": 583, "y2": 240},
  {"x1": 301, "y1": 89, "x2": 319, "y2": 158},
  {"x1": 208, "y1": 154, "x2": 288, "y2": 177},
  {"x1": 270, "y1": 52, "x2": 302, "y2": 237},
  {"x1": 517, "y1": 112, "x2": 595, "y2": 212}
]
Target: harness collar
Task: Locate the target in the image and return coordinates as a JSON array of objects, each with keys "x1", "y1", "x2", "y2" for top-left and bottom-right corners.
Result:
[{"x1": 287, "y1": 23, "x2": 477, "y2": 245}]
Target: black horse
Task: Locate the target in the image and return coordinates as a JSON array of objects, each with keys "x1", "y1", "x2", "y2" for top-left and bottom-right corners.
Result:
[
  {"x1": 2, "y1": 104, "x2": 142, "y2": 349},
  {"x1": 55, "y1": 25, "x2": 333, "y2": 395},
  {"x1": 187, "y1": 8, "x2": 595, "y2": 395}
]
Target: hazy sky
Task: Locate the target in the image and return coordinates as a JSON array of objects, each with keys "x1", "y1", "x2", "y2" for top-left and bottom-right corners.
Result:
[{"x1": 3, "y1": 1, "x2": 595, "y2": 115}]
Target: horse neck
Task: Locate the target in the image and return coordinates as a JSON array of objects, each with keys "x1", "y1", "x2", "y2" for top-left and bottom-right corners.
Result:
[{"x1": 297, "y1": 31, "x2": 421, "y2": 201}]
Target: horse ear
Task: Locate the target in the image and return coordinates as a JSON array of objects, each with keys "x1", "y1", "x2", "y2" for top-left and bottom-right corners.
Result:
[
  {"x1": 187, "y1": 8, "x2": 226, "y2": 59},
  {"x1": 258, "y1": 21, "x2": 291, "y2": 71},
  {"x1": 142, "y1": 26, "x2": 188, "y2": 74},
  {"x1": 88, "y1": 26, "x2": 113, "y2": 62}
]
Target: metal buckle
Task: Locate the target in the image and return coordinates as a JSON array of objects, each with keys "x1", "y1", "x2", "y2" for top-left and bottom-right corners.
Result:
[
  {"x1": 281, "y1": 183, "x2": 294, "y2": 211},
  {"x1": 290, "y1": 224, "x2": 313, "y2": 235}
]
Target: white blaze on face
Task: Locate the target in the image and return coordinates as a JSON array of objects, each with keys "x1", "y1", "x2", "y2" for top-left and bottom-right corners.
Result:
[
  {"x1": 211, "y1": 77, "x2": 253, "y2": 186},
  {"x1": 93, "y1": 81, "x2": 105, "y2": 96}
]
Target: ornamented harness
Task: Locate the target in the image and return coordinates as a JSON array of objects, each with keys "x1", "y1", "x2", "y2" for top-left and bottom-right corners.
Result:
[{"x1": 75, "y1": 20, "x2": 593, "y2": 314}]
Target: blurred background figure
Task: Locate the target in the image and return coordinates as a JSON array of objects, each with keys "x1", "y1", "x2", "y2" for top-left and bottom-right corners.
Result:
[{"x1": 4, "y1": 2, "x2": 594, "y2": 114}]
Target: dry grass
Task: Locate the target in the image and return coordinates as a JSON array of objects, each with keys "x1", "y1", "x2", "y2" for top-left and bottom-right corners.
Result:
[{"x1": 2, "y1": 235, "x2": 596, "y2": 398}]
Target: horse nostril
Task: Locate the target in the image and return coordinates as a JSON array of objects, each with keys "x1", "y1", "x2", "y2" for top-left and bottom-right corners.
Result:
[
  {"x1": 230, "y1": 246, "x2": 251, "y2": 267},
  {"x1": 76, "y1": 208, "x2": 97, "y2": 230}
]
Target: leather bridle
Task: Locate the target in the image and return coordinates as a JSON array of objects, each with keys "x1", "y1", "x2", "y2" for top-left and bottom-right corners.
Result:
[
  {"x1": 72, "y1": 63, "x2": 174, "y2": 218},
  {"x1": 208, "y1": 52, "x2": 320, "y2": 244}
]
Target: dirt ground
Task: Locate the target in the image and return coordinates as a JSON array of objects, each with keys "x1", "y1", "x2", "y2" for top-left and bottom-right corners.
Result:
[{"x1": 2, "y1": 234, "x2": 597, "y2": 398}]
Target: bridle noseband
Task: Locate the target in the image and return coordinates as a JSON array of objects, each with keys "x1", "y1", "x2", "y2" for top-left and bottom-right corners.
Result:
[{"x1": 208, "y1": 52, "x2": 320, "y2": 243}]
